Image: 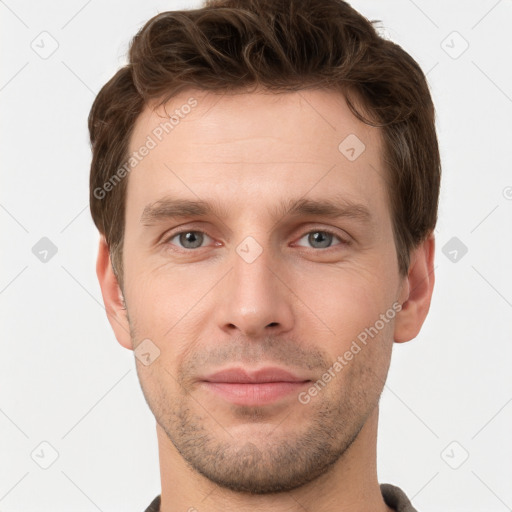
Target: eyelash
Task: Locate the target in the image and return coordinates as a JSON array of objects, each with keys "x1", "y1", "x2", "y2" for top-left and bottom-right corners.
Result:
[{"x1": 162, "y1": 228, "x2": 351, "y2": 251}]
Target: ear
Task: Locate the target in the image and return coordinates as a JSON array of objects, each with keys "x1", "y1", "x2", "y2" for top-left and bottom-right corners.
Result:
[
  {"x1": 96, "y1": 236, "x2": 133, "y2": 350},
  {"x1": 394, "y1": 232, "x2": 435, "y2": 343}
]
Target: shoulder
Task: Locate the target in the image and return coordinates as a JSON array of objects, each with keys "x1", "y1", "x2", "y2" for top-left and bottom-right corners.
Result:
[
  {"x1": 381, "y1": 483, "x2": 419, "y2": 512},
  {"x1": 144, "y1": 494, "x2": 161, "y2": 512}
]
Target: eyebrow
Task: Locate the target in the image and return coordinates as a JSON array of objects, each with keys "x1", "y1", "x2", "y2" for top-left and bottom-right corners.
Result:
[{"x1": 140, "y1": 195, "x2": 373, "y2": 226}]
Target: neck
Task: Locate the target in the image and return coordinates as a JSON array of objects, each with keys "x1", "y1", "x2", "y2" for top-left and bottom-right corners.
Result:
[{"x1": 156, "y1": 406, "x2": 393, "y2": 512}]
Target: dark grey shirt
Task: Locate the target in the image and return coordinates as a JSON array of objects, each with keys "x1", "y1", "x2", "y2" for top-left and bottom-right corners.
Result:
[{"x1": 144, "y1": 483, "x2": 418, "y2": 511}]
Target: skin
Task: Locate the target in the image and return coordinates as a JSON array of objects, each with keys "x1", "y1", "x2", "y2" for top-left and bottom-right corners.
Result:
[{"x1": 97, "y1": 87, "x2": 435, "y2": 512}]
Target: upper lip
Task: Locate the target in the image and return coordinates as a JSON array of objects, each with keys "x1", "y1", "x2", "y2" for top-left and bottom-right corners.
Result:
[{"x1": 202, "y1": 367, "x2": 311, "y2": 384}]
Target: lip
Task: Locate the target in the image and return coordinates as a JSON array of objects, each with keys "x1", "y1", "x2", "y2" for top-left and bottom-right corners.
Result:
[
  {"x1": 203, "y1": 367, "x2": 308, "y2": 384},
  {"x1": 200, "y1": 367, "x2": 311, "y2": 406}
]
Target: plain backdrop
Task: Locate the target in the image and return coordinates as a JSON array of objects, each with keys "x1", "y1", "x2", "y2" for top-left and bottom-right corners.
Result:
[{"x1": 1, "y1": 1, "x2": 511, "y2": 511}]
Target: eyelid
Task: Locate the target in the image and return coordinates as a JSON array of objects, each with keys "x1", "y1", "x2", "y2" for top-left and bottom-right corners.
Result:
[
  {"x1": 160, "y1": 225, "x2": 351, "y2": 251},
  {"x1": 293, "y1": 228, "x2": 351, "y2": 249},
  {"x1": 162, "y1": 228, "x2": 216, "y2": 250}
]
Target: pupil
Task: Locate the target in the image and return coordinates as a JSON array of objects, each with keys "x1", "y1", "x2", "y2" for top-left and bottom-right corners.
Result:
[
  {"x1": 309, "y1": 231, "x2": 331, "y2": 248},
  {"x1": 181, "y1": 232, "x2": 203, "y2": 248}
]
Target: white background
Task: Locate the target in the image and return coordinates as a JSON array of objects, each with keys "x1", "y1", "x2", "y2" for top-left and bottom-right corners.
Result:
[{"x1": 1, "y1": 0, "x2": 511, "y2": 510}]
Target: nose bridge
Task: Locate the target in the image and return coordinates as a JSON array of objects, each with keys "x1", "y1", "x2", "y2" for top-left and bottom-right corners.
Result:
[
  {"x1": 216, "y1": 233, "x2": 294, "y2": 336},
  {"x1": 233, "y1": 236, "x2": 274, "y2": 301}
]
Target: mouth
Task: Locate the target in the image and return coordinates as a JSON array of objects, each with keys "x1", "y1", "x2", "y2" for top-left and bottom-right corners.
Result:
[{"x1": 200, "y1": 367, "x2": 312, "y2": 406}]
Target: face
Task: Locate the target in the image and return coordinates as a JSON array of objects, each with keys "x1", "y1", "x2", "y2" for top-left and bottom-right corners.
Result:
[{"x1": 120, "y1": 88, "x2": 406, "y2": 493}]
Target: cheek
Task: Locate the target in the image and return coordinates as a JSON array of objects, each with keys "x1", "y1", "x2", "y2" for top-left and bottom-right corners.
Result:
[
  {"x1": 296, "y1": 264, "x2": 391, "y2": 335},
  {"x1": 124, "y1": 260, "x2": 194, "y2": 329},
  {"x1": 292, "y1": 263, "x2": 398, "y2": 394},
  {"x1": 124, "y1": 262, "x2": 213, "y2": 370}
]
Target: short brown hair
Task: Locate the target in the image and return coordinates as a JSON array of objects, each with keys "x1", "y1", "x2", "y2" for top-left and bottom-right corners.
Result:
[{"x1": 89, "y1": 0, "x2": 441, "y2": 287}]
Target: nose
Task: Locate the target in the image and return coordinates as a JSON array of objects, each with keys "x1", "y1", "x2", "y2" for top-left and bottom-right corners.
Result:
[{"x1": 214, "y1": 241, "x2": 295, "y2": 338}]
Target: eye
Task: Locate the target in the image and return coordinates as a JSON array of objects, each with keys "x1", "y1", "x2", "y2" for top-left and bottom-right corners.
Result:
[
  {"x1": 166, "y1": 230, "x2": 213, "y2": 250},
  {"x1": 295, "y1": 230, "x2": 348, "y2": 249}
]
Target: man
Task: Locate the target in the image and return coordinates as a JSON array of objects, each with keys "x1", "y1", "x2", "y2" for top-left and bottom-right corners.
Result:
[{"x1": 89, "y1": 0, "x2": 440, "y2": 510}]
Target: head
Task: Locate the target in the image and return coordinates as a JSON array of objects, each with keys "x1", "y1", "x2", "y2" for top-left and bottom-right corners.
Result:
[{"x1": 91, "y1": 0, "x2": 439, "y2": 495}]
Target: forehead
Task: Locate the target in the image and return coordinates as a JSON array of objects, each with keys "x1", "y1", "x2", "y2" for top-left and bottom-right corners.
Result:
[{"x1": 125, "y1": 88, "x2": 388, "y2": 220}]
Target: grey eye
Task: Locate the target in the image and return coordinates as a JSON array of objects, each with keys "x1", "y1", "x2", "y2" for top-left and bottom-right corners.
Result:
[
  {"x1": 171, "y1": 231, "x2": 208, "y2": 249},
  {"x1": 307, "y1": 231, "x2": 333, "y2": 248},
  {"x1": 296, "y1": 231, "x2": 340, "y2": 249}
]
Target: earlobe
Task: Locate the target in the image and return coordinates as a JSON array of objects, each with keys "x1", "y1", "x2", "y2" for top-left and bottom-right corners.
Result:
[
  {"x1": 393, "y1": 233, "x2": 435, "y2": 344},
  {"x1": 96, "y1": 237, "x2": 133, "y2": 350}
]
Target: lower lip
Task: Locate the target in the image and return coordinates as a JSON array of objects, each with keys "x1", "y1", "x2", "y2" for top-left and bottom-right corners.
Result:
[{"x1": 201, "y1": 381, "x2": 309, "y2": 406}]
